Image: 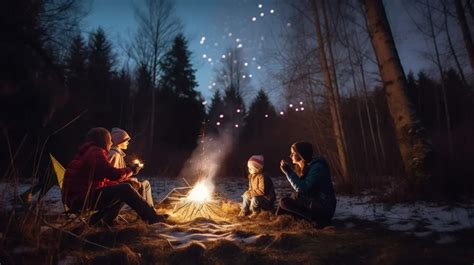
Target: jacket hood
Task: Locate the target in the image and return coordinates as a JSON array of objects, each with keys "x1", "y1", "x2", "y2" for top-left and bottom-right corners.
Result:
[
  {"x1": 77, "y1": 141, "x2": 102, "y2": 156},
  {"x1": 309, "y1": 157, "x2": 328, "y2": 167}
]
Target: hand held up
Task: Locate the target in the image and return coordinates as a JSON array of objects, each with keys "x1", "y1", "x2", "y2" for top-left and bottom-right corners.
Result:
[{"x1": 280, "y1": 159, "x2": 291, "y2": 174}]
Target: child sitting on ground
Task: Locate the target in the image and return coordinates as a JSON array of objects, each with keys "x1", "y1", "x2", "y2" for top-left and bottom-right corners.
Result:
[
  {"x1": 239, "y1": 155, "x2": 276, "y2": 218},
  {"x1": 108, "y1": 127, "x2": 154, "y2": 207}
]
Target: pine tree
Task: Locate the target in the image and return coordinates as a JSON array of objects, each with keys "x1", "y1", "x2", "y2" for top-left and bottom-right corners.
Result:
[
  {"x1": 65, "y1": 34, "x2": 88, "y2": 112},
  {"x1": 133, "y1": 64, "x2": 153, "y2": 133},
  {"x1": 239, "y1": 89, "x2": 279, "y2": 175},
  {"x1": 111, "y1": 68, "x2": 131, "y2": 128},
  {"x1": 222, "y1": 85, "x2": 245, "y2": 129},
  {"x1": 416, "y1": 71, "x2": 439, "y2": 130},
  {"x1": 210, "y1": 47, "x2": 250, "y2": 131},
  {"x1": 206, "y1": 89, "x2": 225, "y2": 133},
  {"x1": 443, "y1": 68, "x2": 473, "y2": 126},
  {"x1": 242, "y1": 89, "x2": 277, "y2": 141},
  {"x1": 159, "y1": 34, "x2": 198, "y2": 100},
  {"x1": 157, "y1": 34, "x2": 205, "y2": 149},
  {"x1": 87, "y1": 27, "x2": 115, "y2": 127}
]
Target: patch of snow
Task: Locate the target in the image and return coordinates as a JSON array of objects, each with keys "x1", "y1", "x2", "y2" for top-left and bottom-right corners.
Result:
[
  {"x1": 334, "y1": 195, "x2": 474, "y2": 241},
  {"x1": 388, "y1": 222, "x2": 417, "y2": 232},
  {"x1": 150, "y1": 221, "x2": 256, "y2": 248}
]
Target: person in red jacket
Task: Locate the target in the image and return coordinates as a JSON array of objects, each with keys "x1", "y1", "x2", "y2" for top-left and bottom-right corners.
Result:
[{"x1": 62, "y1": 127, "x2": 164, "y2": 225}]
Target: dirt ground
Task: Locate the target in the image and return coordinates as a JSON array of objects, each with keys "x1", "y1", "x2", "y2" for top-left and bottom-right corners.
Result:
[{"x1": 0, "y1": 199, "x2": 473, "y2": 265}]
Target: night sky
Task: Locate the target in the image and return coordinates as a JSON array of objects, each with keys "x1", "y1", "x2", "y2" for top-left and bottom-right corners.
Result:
[{"x1": 84, "y1": 0, "x2": 429, "y2": 107}]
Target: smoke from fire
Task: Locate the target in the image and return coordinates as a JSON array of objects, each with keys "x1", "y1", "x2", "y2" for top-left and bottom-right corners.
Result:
[{"x1": 178, "y1": 127, "x2": 236, "y2": 187}]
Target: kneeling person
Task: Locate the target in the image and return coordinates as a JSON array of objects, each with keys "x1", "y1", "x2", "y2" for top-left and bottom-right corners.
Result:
[{"x1": 239, "y1": 155, "x2": 276, "y2": 217}]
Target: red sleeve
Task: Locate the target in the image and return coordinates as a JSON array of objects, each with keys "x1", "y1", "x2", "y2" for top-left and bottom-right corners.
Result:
[{"x1": 89, "y1": 148, "x2": 132, "y2": 182}]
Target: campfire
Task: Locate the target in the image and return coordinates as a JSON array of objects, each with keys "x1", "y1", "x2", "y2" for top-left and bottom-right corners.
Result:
[
  {"x1": 162, "y1": 177, "x2": 226, "y2": 222},
  {"x1": 158, "y1": 132, "x2": 235, "y2": 222}
]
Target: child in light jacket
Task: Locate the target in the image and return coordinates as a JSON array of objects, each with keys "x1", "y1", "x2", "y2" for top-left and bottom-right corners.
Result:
[
  {"x1": 239, "y1": 155, "x2": 276, "y2": 217},
  {"x1": 108, "y1": 127, "x2": 154, "y2": 207}
]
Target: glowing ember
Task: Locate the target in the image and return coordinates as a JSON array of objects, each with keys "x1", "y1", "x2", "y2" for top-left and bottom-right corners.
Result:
[{"x1": 187, "y1": 180, "x2": 213, "y2": 203}]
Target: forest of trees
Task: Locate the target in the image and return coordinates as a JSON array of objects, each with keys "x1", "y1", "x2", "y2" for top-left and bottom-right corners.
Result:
[{"x1": 1, "y1": 0, "x2": 473, "y2": 200}]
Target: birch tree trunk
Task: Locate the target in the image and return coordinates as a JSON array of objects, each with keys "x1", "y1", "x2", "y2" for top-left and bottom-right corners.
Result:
[
  {"x1": 442, "y1": 1, "x2": 466, "y2": 85},
  {"x1": 321, "y1": 0, "x2": 349, "y2": 163},
  {"x1": 455, "y1": 0, "x2": 474, "y2": 72},
  {"x1": 311, "y1": 0, "x2": 350, "y2": 184},
  {"x1": 362, "y1": 0, "x2": 431, "y2": 181}
]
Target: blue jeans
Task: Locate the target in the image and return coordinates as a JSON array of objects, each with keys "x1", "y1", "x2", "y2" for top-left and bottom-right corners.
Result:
[{"x1": 241, "y1": 194, "x2": 274, "y2": 214}]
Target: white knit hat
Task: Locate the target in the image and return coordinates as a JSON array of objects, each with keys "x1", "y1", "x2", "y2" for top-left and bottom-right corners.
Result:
[
  {"x1": 248, "y1": 155, "x2": 264, "y2": 171},
  {"x1": 111, "y1": 127, "x2": 130, "y2": 145}
]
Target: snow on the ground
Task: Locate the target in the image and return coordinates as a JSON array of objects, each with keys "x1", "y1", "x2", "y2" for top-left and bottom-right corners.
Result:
[
  {"x1": 335, "y1": 195, "x2": 474, "y2": 239},
  {"x1": 1, "y1": 176, "x2": 473, "y2": 244},
  {"x1": 150, "y1": 221, "x2": 264, "y2": 248}
]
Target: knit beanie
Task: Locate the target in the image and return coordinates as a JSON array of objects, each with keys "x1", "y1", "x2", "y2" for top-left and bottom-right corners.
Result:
[
  {"x1": 111, "y1": 127, "x2": 130, "y2": 145},
  {"x1": 291, "y1": 142, "x2": 313, "y2": 162},
  {"x1": 86, "y1": 127, "x2": 111, "y2": 149},
  {"x1": 248, "y1": 155, "x2": 264, "y2": 171}
]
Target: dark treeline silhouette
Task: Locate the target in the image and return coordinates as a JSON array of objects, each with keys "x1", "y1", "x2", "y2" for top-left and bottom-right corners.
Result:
[
  {"x1": 255, "y1": 0, "x2": 474, "y2": 199},
  {"x1": 1, "y1": 0, "x2": 474, "y2": 200},
  {"x1": 0, "y1": 1, "x2": 207, "y2": 181}
]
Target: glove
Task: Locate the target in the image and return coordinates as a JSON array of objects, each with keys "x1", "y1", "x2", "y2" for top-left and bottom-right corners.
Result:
[
  {"x1": 280, "y1": 160, "x2": 291, "y2": 174},
  {"x1": 130, "y1": 163, "x2": 142, "y2": 175}
]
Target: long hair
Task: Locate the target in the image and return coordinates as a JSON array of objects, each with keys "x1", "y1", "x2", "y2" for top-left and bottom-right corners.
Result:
[{"x1": 291, "y1": 142, "x2": 313, "y2": 178}]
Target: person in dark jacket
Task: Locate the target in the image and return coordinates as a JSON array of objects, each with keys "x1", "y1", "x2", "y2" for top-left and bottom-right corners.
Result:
[
  {"x1": 62, "y1": 127, "x2": 164, "y2": 225},
  {"x1": 276, "y1": 142, "x2": 336, "y2": 227},
  {"x1": 238, "y1": 155, "x2": 276, "y2": 218}
]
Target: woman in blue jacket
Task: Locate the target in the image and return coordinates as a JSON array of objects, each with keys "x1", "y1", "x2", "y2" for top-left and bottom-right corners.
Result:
[{"x1": 277, "y1": 142, "x2": 336, "y2": 227}]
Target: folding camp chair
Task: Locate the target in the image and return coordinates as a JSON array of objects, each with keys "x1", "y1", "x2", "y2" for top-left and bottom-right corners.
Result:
[
  {"x1": 49, "y1": 153, "x2": 95, "y2": 226},
  {"x1": 49, "y1": 153, "x2": 129, "y2": 226}
]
